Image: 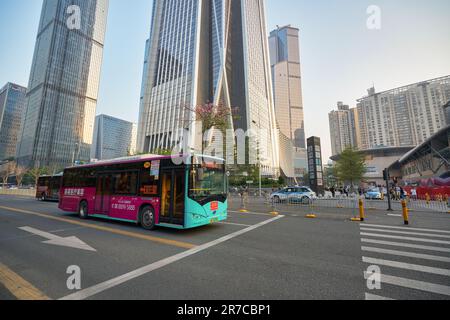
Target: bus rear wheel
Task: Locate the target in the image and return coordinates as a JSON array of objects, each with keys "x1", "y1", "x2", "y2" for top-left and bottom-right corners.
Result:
[
  {"x1": 78, "y1": 201, "x2": 88, "y2": 220},
  {"x1": 140, "y1": 206, "x2": 155, "y2": 231}
]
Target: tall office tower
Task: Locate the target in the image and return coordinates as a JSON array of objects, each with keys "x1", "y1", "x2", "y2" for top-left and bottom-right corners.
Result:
[
  {"x1": 138, "y1": 0, "x2": 280, "y2": 175},
  {"x1": 16, "y1": 0, "x2": 109, "y2": 168},
  {"x1": 328, "y1": 102, "x2": 360, "y2": 156},
  {"x1": 0, "y1": 83, "x2": 27, "y2": 160},
  {"x1": 269, "y1": 25, "x2": 307, "y2": 179},
  {"x1": 91, "y1": 115, "x2": 137, "y2": 161},
  {"x1": 444, "y1": 101, "x2": 450, "y2": 126},
  {"x1": 357, "y1": 76, "x2": 450, "y2": 150}
]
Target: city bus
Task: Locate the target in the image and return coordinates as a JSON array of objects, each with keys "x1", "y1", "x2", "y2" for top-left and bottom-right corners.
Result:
[
  {"x1": 36, "y1": 174, "x2": 63, "y2": 201},
  {"x1": 58, "y1": 154, "x2": 228, "y2": 230}
]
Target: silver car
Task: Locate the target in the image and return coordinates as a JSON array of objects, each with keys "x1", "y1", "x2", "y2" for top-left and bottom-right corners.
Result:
[{"x1": 271, "y1": 187, "x2": 317, "y2": 204}]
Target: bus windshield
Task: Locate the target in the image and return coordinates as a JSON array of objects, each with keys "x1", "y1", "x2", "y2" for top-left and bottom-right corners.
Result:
[{"x1": 189, "y1": 163, "x2": 226, "y2": 203}]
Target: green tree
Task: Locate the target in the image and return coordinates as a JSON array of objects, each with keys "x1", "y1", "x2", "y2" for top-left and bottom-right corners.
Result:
[
  {"x1": 28, "y1": 166, "x2": 49, "y2": 187},
  {"x1": 334, "y1": 147, "x2": 367, "y2": 189}
]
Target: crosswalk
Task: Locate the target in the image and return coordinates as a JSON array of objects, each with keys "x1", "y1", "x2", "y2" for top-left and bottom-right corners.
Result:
[{"x1": 360, "y1": 223, "x2": 450, "y2": 300}]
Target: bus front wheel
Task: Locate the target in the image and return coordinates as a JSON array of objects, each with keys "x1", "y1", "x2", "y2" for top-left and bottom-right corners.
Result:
[
  {"x1": 140, "y1": 206, "x2": 155, "y2": 231},
  {"x1": 79, "y1": 201, "x2": 89, "y2": 220}
]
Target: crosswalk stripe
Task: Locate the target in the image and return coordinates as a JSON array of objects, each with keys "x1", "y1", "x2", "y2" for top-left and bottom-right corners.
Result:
[
  {"x1": 364, "y1": 273, "x2": 450, "y2": 296},
  {"x1": 362, "y1": 247, "x2": 450, "y2": 263},
  {"x1": 363, "y1": 257, "x2": 450, "y2": 276},
  {"x1": 361, "y1": 238, "x2": 450, "y2": 253},
  {"x1": 361, "y1": 233, "x2": 450, "y2": 245},
  {"x1": 365, "y1": 293, "x2": 395, "y2": 300},
  {"x1": 361, "y1": 224, "x2": 450, "y2": 235},
  {"x1": 361, "y1": 228, "x2": 450, "y2": 239}
]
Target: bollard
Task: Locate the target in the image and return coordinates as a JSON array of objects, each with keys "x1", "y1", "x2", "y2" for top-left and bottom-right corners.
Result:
[
  {"x1": 402, "y1": 200, "x2": 409, "y2": 225},
  {"x1": 270, "y1": 198, "x2": 279, "y2": 216},
  {"x1": 306, "y1": 198, "x2": 317, "y2": 219},
  {"x1": 240, "y1": 193, "x2": 249, "y2": 213},
  {"x1": 359, "y1": 199, "x2": 365, "y2": 222}
]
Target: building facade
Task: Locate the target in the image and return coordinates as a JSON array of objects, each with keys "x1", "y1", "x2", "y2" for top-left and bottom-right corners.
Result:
[
  {"x1": 269, "y1": 25, "x2": 307, "y2": 180},
  {"x1": 138, "y1": 0, "x2": 280, "y2": 175},
  {"x1": 328, "y1": 102, "x2": 359, "y2": 156},
  {"x1": 0, "y1": 83, "x2": 27, "y2": 160},
  {"x1": 16, "y1": 0, "x2": 109, "y2": 168},
  {"x1": 357, "y1": 76, "x2": 450, "y2": 150},
  {"x1": 91, "y1": 115, "x2": 137, "y2": 161}
]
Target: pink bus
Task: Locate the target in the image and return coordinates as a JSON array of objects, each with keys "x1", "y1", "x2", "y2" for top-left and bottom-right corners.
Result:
[{"x1": 58, "y1": 154, "x2": 228, "y2": 230}]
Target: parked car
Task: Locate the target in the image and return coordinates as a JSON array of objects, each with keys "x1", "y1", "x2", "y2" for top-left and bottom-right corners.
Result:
[
  {"x1": 365, "y1": 188, "x2": 382, "y2": 200},
  {"x1": 271, "y1": 187, "x2": 317, "y2": 204}
]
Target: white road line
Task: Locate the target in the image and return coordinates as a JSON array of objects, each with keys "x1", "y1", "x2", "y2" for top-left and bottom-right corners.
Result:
[
  {"x1": 361, "y1": 233, "x2": 450, "y2": 245},
  {"x1": 387, "y1": 214, "x2": 402, "y2": 217},
  {"x1": 363, "y1": 273, "x2": 450, "y2": 296},
  {"x1": 365, "y1": 293, "x2": 395, "y2": 300},
  {"x1": 362, "y1": 257, "x2": 450, "y2": 277},
  {"x1": 362, "y1": 247, "x2": 450, "y2": 263},
  {"x1": 361, "y1": 238, "x2": 450, "y2": 253},
  {"x1": 217, "y1": 222, "x2": 252, "y2": 227},
  {"x1": 361, "y1": 228, "x2": 450, "y2": 239},
  {"x1": 229, "y1": 210, "x2": 272, "y2": 217},
  {"x1": 361, "y1": 224, "x2": 450, "y2": 235},
  {"x1": 59, "y1": 215, "x2": 285, "y2": 300},
  {"x1": 361, "y1": 239, "x2": 450, "y2": 253}
]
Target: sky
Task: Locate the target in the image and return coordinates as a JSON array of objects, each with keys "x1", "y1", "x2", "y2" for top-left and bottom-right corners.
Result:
[{"x1": 1, "y1": 0, "x2": 450, "y2": 162}]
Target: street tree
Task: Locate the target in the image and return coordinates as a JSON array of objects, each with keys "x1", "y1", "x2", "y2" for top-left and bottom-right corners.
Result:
[
  {"x1": 0, "y1": 161, "x2": 15, "y2": 187},
  {"x1": 14, "y1": 165, "x2": 28, "y2": 187},
  {"x1": 28, "y1": 166, "x2": 49, "y2": 187},
  {"x1": 334, "y1": 147, "x2": 367, "y2": 190}
]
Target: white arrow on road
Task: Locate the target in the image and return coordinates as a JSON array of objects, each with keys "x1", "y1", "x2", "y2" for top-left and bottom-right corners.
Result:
[{"x1": 19, "y1": 226, "x2": 96, "y2": 252}]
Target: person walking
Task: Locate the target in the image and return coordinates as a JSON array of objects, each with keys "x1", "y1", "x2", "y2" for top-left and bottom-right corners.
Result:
[{"x1": 411, "y1": 188, "x2": 417, "y2": 201}]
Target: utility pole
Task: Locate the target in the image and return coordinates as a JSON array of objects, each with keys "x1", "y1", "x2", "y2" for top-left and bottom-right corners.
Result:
[{"x1": 384, "y1": 168, "x2": 393, "y2": 211}]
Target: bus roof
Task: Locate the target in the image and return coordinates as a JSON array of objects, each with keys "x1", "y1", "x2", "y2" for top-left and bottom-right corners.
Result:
[{"x1": 65, "y1": 154, "x2": 225, "y2": 170}]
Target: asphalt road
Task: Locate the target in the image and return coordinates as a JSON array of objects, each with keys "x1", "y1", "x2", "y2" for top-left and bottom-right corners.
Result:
[{"x1": 0, "y1": 195, "x2": 449, "y2": 300}]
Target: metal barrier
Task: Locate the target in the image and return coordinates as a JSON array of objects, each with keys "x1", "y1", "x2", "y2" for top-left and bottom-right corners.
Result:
[{"x1": 229, "y1": 193, "x2": 449, "y2": 214}]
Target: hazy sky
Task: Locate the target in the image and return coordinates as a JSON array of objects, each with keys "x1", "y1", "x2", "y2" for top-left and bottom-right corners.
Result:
[{"x1": 1, "y1": 0, "x2": 450, "y2": 161}]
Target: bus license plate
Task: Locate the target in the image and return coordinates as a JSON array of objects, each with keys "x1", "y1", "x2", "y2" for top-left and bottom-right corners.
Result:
[{"x1": 211, "y1": 201, "x2": 219, "y2": 211}]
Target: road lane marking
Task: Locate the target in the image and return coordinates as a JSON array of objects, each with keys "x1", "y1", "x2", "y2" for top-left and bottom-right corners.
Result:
[
  {"x1": 361, "y1": 223, "x2": 450, "y2": 234},
  {"x1": 60, "y1": 215, "x2": 285, "y2": 300},
  {"x1": 364, "y1": 273, "x2": 450, "y2": 296},
  {"x1": 361, "y1": 238, "x2": 450, "y2": 253},
  {"x1": 361, "y1": 239, "x2": 450, "y2": 253},
  {"x1": 361, "y1": 228, "x2": 450, "y2": 239},
  {"x1": 387, "y1": 214, "x2": 402, "y2": 217},
  {"x1": 363, "y1": 257, "x2": 450, "y2": 276},
  {"x1": 0, "y1": 206, "x2": 195, "y2": 249},
  {"x1": 0, "y1": 263, "x2": 50, "y2": 300},
  {"x1": 361, "y1": 233, "x2": 450, "y2": 245},
  {"x1": 229, "y1": 210, "x2": 272, "y2": 217},
  {"x1": 365, "y1": 293, "x2": 395, "y2": 300},
  {"x1": 19, "y1": 226, "x2": 97, "y2": 252},
  {"x1": 362, "y1": 247, "x2": 450, "y2": 263},
  {"x1": 217, "y1": 222, "x2": 252, "y2": 227}
]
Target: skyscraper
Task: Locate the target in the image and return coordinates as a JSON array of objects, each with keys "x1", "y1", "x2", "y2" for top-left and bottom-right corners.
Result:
[
  {"x1": 138, "y1": 0, "x2": 279, "y2": 175},
  {"x1": 0, "y1": 83, "x2": 27, "y2": 161},
  {"x1": 328, "y1": 102, "x2": 359, "y2": 156},
  {"x1": 91, "y1": 115, "x2": 137, "y2": 161},
  {"x1": 269, "y1": 25, "x2": 306, "y2": 149},
  {"x1": 269, "y1": 25, "x2": 307, "y2": 179},
  {"x1": 356, "y1": 76, "x2": 450, "y2": 150},
  {"x1": 16, "y1": 0, "x2": 109, "y2": 168}
]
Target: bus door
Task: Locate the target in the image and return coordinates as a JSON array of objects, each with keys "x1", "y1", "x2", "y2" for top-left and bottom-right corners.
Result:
[
  {"x1": 160, "y1": 168, "x2": 185, "y2": 226},
  {"x1": 95, "y1": 174, "x2": 112, "y2": 214}
]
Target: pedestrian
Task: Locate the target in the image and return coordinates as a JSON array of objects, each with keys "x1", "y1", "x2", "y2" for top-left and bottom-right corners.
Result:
[
  {"x1": 330, "y1": 186, "x2": 336, "y2": 198},
  {"x1": 411, "y1": 188, "x2": 417, "y2": 201}
]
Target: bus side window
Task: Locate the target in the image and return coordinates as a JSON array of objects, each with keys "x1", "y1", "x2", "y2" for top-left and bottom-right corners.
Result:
[
  {"x1": 113, "y1": 172, "x2": 138, "y2": 195},
  {"x1": 140, "y1": 170, "x2": 158, "y2": 196}
]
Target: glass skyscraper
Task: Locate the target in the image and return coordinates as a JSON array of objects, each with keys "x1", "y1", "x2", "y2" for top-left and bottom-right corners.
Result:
[
  {"x1": 91, "y1": 115, "x2": 137, "y2": 161},
  {"x1": 16, "y1": 0, "x2": 109, "y2": 169},
  {"x1": 0, "y1": 83, "x2": 27, "y2": 161},
  {"x1": 138, "y1": 0, "x2": 280, "y2": 174}
]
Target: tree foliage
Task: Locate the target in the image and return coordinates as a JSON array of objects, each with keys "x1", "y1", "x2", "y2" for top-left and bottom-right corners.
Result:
[{"x1": 334, "y1": 147, "x2": 367, "y2": 186}]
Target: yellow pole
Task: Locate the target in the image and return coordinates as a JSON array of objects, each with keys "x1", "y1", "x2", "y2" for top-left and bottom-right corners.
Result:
[
  {"x1": 359, "y1": 199, "x2": 365, "y2": 222},
  {"x1": 402, "y1": 200, "x2": 409, "y2": 225}
]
